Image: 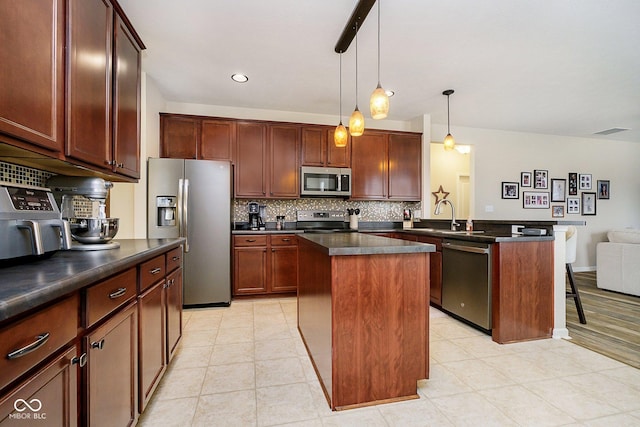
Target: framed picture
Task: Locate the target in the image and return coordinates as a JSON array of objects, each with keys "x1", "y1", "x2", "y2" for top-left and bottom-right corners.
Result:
[
  {"x1": 582, "y1": 192, "x2": 596, "y2": 215},
  {"x1": 551, "y1": 178, "x2": 566, "y2": 202},
  {"x1": 502, "y1": 182, "x2": 519, "y2": 199},
  {"x1": 552, "y1": 205, "x2": 565, "y2": 218},
  {"x1": 534, "y1": 169, "x2": 548, "y2": 189},
  {"x1": 523, "y1": 191, "x2": 550, "y2": 209},
  {"x1": 567, "y1": 197, "x2": 580, "y2": 214},
  {"x1": 568, "y1": 172, "x2": 578, "y2": 195},
  {"x1": 579, "y1": 173, "x2": 592, "y2": 190},
  {"x1": 597, "y1": 180, "x2": 610, "y2": 199},
  {"x1": 520, "y1": 172, "x2": 532, "y2": 187}
]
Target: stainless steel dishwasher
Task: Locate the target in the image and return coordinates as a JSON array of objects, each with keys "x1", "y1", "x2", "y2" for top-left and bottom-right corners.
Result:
[{"x1": 441, "y1": 239, "x2": 492, "y2": 331}]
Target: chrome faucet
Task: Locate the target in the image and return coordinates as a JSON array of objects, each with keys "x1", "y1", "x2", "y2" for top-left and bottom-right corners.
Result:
[{"x1": 434, "y1": 199, "x2": 460, "y2": 231}]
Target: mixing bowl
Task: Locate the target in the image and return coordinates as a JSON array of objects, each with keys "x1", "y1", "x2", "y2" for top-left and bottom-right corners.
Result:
[{"x1": 68, "y1": 218, "x2": 119, "y2": 244}]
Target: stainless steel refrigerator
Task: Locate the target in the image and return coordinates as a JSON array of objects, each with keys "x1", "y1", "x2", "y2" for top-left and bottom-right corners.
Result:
[{"x1": 147, "y1": 158, "x2": 231, "y2": 307}]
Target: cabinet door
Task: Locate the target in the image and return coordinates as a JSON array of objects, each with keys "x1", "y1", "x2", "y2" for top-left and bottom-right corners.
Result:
[
  {"x1": 201, "y1": 119, "x2": 235, "y2": 161},
  {"x1": 0, "y1": 345, "x2": 78, "y2": 427},
  {"x1": 233, "y1": 247, "x2": 267, "y2": 295},
  {"x1": 67, "y1": 0, "x2": 113, "y2": 170},
  {"x1": 160, "y1": 115, "x2": 198, "y2": 159},
  {"x1": 112, "y1": 14, "x2": 141, "y2": 179},
  {"x1": 388, "y1": 133, "x2": 421, "y2": 201},
  {"x1": 326, "y1": 128, "x2": 351, "y2": 167},
  {"x1": 269, "y1": 125, "x2": 299, "y2": 198},
  {"x1": 138, "y1": 281, "x2": 166, "y2": 412},
  {"x1": 166, "y1": 268, "x2": 183, "y2": 362},
  {"x1": 351, "y1": 131, "x2": 388, "y2": 200},
  {"x1": 0, "y1": 0, "x2": 65, "y2": 152},
  {"x1": 415, "y1": 235, "x2": 442, "y2": 306},
  {"x1": 270, "y1": 245, "x2": 298, "y2": 293},
  {"x1": 235, "y1": 122, "x2": 267, "y2": 197},
  {"x1": 85, "y1": 302, "x2": 137, "y2": 427},
  {"x1": 300, "y1": 127, "x2": 325, "y2": 166}
]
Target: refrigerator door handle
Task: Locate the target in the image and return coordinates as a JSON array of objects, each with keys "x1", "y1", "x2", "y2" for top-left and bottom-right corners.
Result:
[
  {"x1": 177, "y1": 178, "x2": 184, "y2": 238},
  {"x1": 183, "y1": 178, "x2": 190, "y2": 252}
]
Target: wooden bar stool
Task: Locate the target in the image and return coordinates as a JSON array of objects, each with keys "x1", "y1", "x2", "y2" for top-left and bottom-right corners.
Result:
[{"x1": 566, "y1": 226, "x2": 587, "y2": 324}]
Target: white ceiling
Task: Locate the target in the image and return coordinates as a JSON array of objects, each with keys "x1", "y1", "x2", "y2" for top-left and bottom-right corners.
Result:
[{"x1": 118, "y1": 0, "x2": 640, "y2": 142}]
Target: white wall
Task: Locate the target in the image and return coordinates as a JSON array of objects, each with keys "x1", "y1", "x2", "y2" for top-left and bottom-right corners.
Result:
[{"x1": 431, "y1": 123, "x2": 640, "y2": 269}]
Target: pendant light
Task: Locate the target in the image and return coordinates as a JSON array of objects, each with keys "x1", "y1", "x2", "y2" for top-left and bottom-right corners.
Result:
[
  {"x1": 349, "y1": 22, "x2": 365, "y2": 137},
  {"x1": 334, "y1": 53, "x2": 348, "y2": 147},
  {"x1": 443, "y1": 89, "x2": 455, "y2": 151},
  {"x1": 369, "y1": 0, "x2": 389, "y2": 119}
]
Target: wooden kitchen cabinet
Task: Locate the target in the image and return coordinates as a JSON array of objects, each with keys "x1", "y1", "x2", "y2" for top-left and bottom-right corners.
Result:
[
  {"x1": 138, "y1": 281, "x2": 166, "y2": 412},
  {"x1": 165, "y1": 267, "x2": 183, "y2": 362},
  {"x1": 160, "y1": 115, "x2": 199, "y2": 159},
  {"x1": 67, "y1": 0, "x2": 143, "y2": 179},
  {"x1": 0, "y1": 345, "x2": 79, "y2": 426},
  {"x1": 0, "y1": 0, "x2": 65, "y2": 153},
  {"x1": 351, "y1": 130, "x2": 421, "y2": 201},
  {"x1": 269, "y1": 125, "x2": 300, "y2": 198},
  {"x1": 201, "y1": 119, "x2": 235, "y2": 161},
  {"x1": 414, "y1": 235, "x2": 443, "y2": 306},
  {"x1": 233, "y1": 234, "x2": 298, "y2": 296},
  {"x1": 235, "y1": 122, "x2": 267, "y2": 197},
  {"x1": 84, "y1": 301, "x2": 138, "y2": 427},
  {"x1": 301, "y1": 126, "x2": 350, "y2": 167}
]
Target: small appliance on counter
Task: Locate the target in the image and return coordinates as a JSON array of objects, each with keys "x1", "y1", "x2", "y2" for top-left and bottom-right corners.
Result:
[
  {"x1": 46, "y1": 175, "x2": 119, "y2": 250},
  {"x1": 0, "y1": 182, "x2": 72, "y2": 264},
  {"x1": 403, "y1": 209, "x2": 413, "y2": 229}
]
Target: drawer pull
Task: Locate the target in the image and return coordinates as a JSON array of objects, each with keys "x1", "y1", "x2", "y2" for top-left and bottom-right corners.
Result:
[
  {"x1": 91, "y1": 339, "x2": 105, "y2": 350},
  {"x1": 108, "y1": 287, "x2": 127, "y2": 299},
  {"x1": 246, "y1": 239, "x2": 257, "y2": 242},
  {"x1": 7, "y1": 333, "x2": 50, "y2": 360},
  {"x1": 281, "y1": 238, "x2": 291, "y2": 242},
  {"x1": 172, "y1": 256, "x2": 180, "y2": 261},
  {"x1": 150, "y1": 267, "x2": 162, "y2": 275},
  {"x1": 72, "y1": 353, "x2": 87, "y2": 367}
]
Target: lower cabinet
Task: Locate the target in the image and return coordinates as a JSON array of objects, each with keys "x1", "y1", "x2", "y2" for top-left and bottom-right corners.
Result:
[
  {"x1": 0, "y1": 345, "x2": 79, "y2": 426},
  {"x1": 138, "y1": 281, "x2": 166, "y2": 412},
  {"x1": 233, "y1": 234, "x2": 298, "y2": 296},
  {"x1": 84, "y1": 301, "x2": 138, "y2": 427},
  {"x1": 414, "y1": 235, "x2": 443, "y2": 306},
  {"x1": 166, "y1": 268, "x2": 183, "y2": 362}
]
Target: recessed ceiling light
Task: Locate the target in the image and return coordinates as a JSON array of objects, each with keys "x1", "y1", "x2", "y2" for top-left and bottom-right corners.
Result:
[
  {"x1": 385, "y1": 89, "x2": 395, "y2": 97},
  {"x1": 231, "y1": 73, "x2": 248, "y2": 83}
]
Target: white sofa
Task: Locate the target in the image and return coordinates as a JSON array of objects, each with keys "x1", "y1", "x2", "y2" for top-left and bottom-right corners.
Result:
[{"x1": 596, "y1": 229, "x2": 640, "y2": 297}]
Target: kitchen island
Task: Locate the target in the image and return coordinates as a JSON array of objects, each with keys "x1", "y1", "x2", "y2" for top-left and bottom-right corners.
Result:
[{"x1": 297, "y1": 233, "x2": 435, "y2": 410}]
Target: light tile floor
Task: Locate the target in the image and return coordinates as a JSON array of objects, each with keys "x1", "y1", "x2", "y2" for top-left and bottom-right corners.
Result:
[{"x1": 139, "y1": 297, "x2": 640, "y2": 426}]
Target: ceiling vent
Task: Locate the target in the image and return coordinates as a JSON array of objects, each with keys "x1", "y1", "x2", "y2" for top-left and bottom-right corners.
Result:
[{"x1": 594, "y1": 127, "x2": 630, "y2": 135}]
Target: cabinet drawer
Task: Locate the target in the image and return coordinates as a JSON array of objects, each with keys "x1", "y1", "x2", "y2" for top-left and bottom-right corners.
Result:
[
  {"x1": 166, "y1": 246, "x2": 183, "y2": 274},
  {"x1": 233, "y1": 235, "x2": 267, "y2": 247},
  {"x1": 270, "y1": 234, "x2": 297, "y2": 246},
  {"x1": 139, "y1": 254, "x2": 166, "y2": 292},
  {"x1": 85, "y1": 268, "x2": 137, "y2": 328},
  {"x1": 0, "y1": 294, "x2": 79, "y2": 391}
]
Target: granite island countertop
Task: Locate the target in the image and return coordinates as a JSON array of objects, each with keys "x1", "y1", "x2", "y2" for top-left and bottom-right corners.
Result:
[
  {"x1": 0, "y1": 238, "x2": 184, "y2": 323},
  {"x1": 298, "y1": 233, "x2": 436, "y2": 256}
]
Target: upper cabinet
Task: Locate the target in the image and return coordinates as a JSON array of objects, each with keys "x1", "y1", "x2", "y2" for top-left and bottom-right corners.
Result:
[
  {"x1": 67, "y1": 0, "x2": 143, "y2": 179},
  {"x1": 0, "y1": 0, "x2": 65, "y2": 153},
  {"x1": 0, "y1": 0, "x2": 144, "y2": 182},
  {"x1": 160, "y1": 114, "x2": 236, "y2": 162},
  {"x1": 351, "y1": 130, "x2": 422, "y2": 201},
  {"x1": 301, "y1": 126, "x2": 350, "y2": 168}
]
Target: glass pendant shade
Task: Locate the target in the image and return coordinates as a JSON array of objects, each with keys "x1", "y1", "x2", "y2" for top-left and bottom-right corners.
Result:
[
  {"x1": 349, "y1": 107, "x2": 365, "y2": 137},
  {"x1": 443, "y1": 133, "x2": 455, "y2": 151},
  {"x1": 370, "y1": 84, "x2": 389, "y2": 119},
  {"x1": 334, "y1": 122, "x2": 348, "y2": 147}
]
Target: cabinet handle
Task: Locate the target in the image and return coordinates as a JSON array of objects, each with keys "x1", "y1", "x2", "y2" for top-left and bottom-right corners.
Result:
[
  {"x1": 7, "y1": 333, "x2": 50, "y2": 360},
  {"x1": 108, "y1": 287, "x2": 127, "y2": 299},
  {"x1": 72, "y1": 353, "x2": 87, "y2": 367},
  {"x1": 91, "y1": 339, "x2": 105, "y2": 350},
  {"x1": 171, "y1": 256, "x2": 180, "y2": 262},
  {"x1": 150, "y1": 267, "x2": 162, "y2": 275},
  {"x1": 246, "y1": 239, "x2": 256, "y2": 242},
  {"x1": 117, "y1": 163, "x2": 124, "y2": 168},
  {"x1": 281, "y1": 238, "x2": 291, "y2": 242}
]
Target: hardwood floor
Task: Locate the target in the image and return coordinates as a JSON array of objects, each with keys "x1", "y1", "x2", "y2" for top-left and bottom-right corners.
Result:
[{"x1": 566, "y1": 271, "x2": 640, "y2": 369}]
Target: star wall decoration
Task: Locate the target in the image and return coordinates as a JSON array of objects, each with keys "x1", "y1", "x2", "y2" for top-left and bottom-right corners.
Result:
[{"x1": 431, "y1": 185, "x2": 450, "y2": 204}]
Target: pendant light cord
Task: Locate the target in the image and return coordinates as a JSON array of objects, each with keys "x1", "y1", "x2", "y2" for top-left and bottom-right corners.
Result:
[
  {"x1": 447, "y1": 94, "x2": 451, "y2": 133},
  {"x1": 355, "y1": 22, "x2": 359, "y2": 109},
  {"x1": 339, "y1": 53, "x2": 343, "y2": 121},
  {"x1": 377, "y1": 0, "x2": 381, "y2": 85}
]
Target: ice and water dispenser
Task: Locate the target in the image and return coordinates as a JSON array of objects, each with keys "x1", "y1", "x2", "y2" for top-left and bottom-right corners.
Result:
[{"x1": 156, "y1": 196, "x2": 177, "y2": 227}]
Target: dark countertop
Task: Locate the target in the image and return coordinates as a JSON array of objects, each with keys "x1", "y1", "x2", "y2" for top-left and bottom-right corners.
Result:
[
  {"x1": 384, "y1": 228, "x2": 555, "y2": 243},
  {"x1": 0, "y1": 238, "x2": 184, "y2": 323},
  {"x1": 298, "y1": 233, "x2": 436, "y2": 256}
]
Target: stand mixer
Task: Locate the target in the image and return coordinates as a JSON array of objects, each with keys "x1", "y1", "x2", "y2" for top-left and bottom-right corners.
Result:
[{"x1": 46, "y1": 175, "x2": 120, "y2": 250}]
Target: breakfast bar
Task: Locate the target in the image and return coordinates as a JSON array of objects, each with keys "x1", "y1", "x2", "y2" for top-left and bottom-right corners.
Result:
[{"x1": 296, "y1": 233, "x2": 435, "y2": 410}]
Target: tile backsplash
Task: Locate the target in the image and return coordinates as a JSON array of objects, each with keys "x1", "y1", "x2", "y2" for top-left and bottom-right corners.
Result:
[
  {"x1": 0, "y1": 161, "x2": 52, "y2": 187},
  {"x1": 233, "y1": 199, "x2": 421, "y2": 224}
]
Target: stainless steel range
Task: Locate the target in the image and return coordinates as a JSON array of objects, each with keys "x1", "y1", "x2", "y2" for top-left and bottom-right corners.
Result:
[
  {"x1": 0, "y1": 182, "x2": 71, "y2": 264},
  {"x1": 296, "y1": 210, "x2": 353, "y2": 233}
]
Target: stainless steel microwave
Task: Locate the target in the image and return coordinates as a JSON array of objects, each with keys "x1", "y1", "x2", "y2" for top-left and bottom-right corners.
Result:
[{"x1": 300, "y1": 166, "x2": 351, "y2": 197}]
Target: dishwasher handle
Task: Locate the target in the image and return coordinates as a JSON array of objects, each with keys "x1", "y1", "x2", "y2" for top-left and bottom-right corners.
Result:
[{"x1": 443, "y1": 241, "x2": 490, "y2": 255}]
